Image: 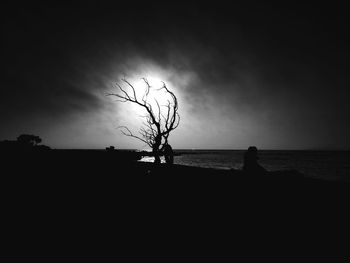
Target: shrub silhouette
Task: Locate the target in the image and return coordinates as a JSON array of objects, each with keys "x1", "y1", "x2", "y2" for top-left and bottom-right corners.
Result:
[{"x1": 17, "y1": 134, "x2": 42, "y2": 146}]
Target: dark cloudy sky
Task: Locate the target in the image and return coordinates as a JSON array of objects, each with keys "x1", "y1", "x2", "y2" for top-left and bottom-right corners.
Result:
[{"x1": 1, "y1": 1, "x2": 350, "y2": 149}]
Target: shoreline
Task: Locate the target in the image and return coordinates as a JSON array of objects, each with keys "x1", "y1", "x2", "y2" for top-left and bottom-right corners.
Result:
[
  {"x1": 2, "y1": 151, "x2": 349, "y2": 211},
  {"x1": 2, "y1": 148, "x2": 349, "y2": 188}
]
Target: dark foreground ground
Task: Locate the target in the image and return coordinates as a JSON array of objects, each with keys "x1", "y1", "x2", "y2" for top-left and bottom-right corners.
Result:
[
  {"x1": 2, "y1": 149, "x2": 349, "y2": 199},
  {"x1": 2, "y1": 149, "x2": 350, "y2": 257}
]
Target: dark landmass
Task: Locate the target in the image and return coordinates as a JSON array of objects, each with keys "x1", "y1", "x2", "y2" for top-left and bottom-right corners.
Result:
[
  {"x1": 2, "y1": 135, "x2": 348, "y2": 208},
  {"x1": 2, "y1": 148, "x2": 348, "y2": 195},
  {"x1": 2, "y1": 146, "x2": 349, "y2": 249}
]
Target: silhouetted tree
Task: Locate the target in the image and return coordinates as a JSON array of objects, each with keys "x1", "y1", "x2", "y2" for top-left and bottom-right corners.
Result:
[
  {"x1": 108, "y1": 78, "x2": 180, "y2": 163},
  {"x1": 17, "y1": 134, "x2": 42, "y2": 146}
]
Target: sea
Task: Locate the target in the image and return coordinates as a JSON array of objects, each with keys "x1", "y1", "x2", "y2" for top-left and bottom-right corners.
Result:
[{"x1": 140, "y1": 150, "x2": 350, "y2": 182}]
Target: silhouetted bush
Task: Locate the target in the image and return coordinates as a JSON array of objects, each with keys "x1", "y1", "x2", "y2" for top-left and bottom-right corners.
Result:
[
  {"x1": 0, "y1": 134, "x2": 51, "y2": 152},
  {"x1": 17, "y1": 134, "x2": 42, "y2": 146}
]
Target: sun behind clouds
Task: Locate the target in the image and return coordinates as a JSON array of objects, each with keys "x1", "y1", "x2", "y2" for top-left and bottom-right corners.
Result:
[{"x1": 121, "y1": 76, "x2": 176, "y2": 117}]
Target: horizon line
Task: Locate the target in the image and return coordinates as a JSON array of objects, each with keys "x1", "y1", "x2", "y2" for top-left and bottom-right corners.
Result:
[{"x1": 50, "y1": 147, "x2": 350, "y2": 151}]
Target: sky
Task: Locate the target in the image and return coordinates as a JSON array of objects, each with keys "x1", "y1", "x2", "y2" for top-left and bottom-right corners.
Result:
[{"x1": 1, "y1": 1, "x2": 350, "y2": 150}]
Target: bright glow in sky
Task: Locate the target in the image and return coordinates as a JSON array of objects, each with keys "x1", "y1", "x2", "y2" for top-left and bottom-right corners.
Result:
[
  {"x1": 97, "y1": 59, "x2": 196, "y2": 150},
  {"x1": 121, "y1": 77, "x2": 175, "y2": 117}
]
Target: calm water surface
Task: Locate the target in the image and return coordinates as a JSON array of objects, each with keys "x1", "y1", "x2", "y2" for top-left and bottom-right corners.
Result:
[{"x1": 141, "y1": 150, "x2": 350, "y2": 182}]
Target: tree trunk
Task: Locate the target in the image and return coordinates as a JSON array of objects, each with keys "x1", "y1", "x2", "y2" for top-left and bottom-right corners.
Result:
[
  {"x1": 153, "y1": 147, "x2": 161, "y2": 164},
  {"x1": 152, "y1": 135, "x2": 162, "y2": 164}
]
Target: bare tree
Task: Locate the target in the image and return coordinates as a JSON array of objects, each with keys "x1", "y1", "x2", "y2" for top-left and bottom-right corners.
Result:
[{"x1": 107, "y1": 78, "x2": 180, "y2": 163}]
